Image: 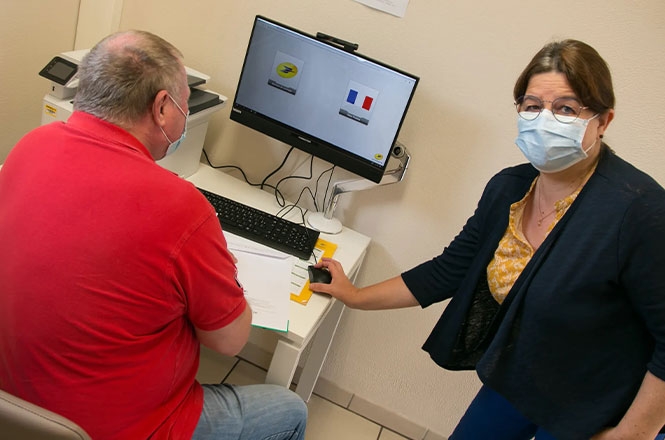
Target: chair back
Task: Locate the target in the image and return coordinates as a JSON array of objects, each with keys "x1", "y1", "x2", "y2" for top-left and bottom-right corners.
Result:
[{"x1": 0, "y1": 389, "x2": 91, "y2": 440}]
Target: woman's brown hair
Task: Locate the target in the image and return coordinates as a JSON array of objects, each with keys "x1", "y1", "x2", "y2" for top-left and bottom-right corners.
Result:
[{"x1": 513, "y1": 39, "x2": 615, "y2": 114}]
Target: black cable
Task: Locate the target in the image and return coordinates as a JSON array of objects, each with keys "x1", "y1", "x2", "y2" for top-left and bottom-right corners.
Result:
[
  {"x1": 203, "y1": 148, "x2": 334, "y2": 238},
  {"x1": 314, "y1": 165, "x2": 335, "y2": 212},
  {"x1": 202, "y1": 148, "x2": 286, "y2": 200},
  {"x1": 260, "y1": 146, "x2": 295, "y2": 190},
  {"x1": 272, "y1": 155, "x2": 315, "y2": 208},
  {"x1": 276, "y1": 186, "x2": 316, "y2": 221},
  {"x1": 202, "y1": 148, "x2": 318, "y2": 262}
]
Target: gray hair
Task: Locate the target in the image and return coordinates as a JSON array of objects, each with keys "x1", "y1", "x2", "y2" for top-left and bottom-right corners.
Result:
[{"x1": 74, "y1": 30, "x2": 185, "y2": 126}]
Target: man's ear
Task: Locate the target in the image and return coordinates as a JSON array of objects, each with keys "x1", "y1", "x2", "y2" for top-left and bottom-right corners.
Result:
[{"x1": 151, "y1": 90, "x2": 170, "y2": 127}]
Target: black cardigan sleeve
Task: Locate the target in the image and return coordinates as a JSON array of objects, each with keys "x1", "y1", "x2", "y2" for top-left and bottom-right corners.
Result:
[{"x1": 618, "y1": 188, "x2": 665, "y2": 381}]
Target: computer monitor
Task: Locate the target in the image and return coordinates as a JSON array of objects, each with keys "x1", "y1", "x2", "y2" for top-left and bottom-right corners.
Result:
[{"x1": 230, "y1": 16, "x2": 419, "y2": 184}]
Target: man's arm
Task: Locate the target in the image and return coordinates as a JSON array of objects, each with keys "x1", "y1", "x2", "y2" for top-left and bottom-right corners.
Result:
[{"x1": 195, "y1": 303, "x2": 253, "y2": 357}]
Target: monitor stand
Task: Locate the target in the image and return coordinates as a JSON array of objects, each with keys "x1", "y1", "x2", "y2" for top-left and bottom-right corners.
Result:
[{"x1": 306, "y1": 144, "x2": 410, "y2": 234}]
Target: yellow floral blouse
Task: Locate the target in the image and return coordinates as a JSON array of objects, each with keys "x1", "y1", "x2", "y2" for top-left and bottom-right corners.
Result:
[{"x1": 486, "y1": 166, "x2": 596, "y2": 304}]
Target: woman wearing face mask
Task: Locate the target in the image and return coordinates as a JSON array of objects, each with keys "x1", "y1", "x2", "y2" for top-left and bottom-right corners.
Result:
[{"x1": 310, "y1": 39, "x2": 665, "y2": 440}]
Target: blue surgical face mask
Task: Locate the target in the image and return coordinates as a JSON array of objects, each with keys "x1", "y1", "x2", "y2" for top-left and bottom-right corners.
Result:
[
  {"x1": 515, "y1": 109, "x2": 599, "y2": 173},
  {"x1": 160, "y1": 95, "x2": 188, "y2": 156}
]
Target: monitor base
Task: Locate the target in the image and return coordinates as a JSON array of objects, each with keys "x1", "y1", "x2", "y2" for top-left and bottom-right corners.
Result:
[{"x1": 307, "y1": 212, "x2": 343, "y2": 234}]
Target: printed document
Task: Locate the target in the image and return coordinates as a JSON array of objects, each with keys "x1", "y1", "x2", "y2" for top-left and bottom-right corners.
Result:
[{"x1": 225, "y1": 233, "x2": 294, "y2": 332}]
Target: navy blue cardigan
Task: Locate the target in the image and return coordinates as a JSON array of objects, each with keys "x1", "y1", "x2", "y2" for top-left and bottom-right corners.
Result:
[{"x1": 402, "y1": 148, "x2": 665, "y2": 439}]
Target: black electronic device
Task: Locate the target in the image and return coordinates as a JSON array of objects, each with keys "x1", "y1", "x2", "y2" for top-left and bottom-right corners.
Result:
[
  {"x1": 308, "y1": 265, "x2": 332, "y2": 284},
  {"x1": 230, "y1": 15, "x2": 419, "y2": 183},
  {"x1": 39, "y1": 56, "x2": 78, "y2": 85},
  {"x1": 188, "y1": 89, "x2": 225, "y2": 114},
  {"x1": 197, "y1": 187, "x2": 319, "y2": 260},
  {"x1": 187, "y1": 74, "x2": 206, "y2": 88}
]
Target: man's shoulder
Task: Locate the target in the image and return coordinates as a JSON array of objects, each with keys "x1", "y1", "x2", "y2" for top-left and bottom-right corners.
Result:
[{"x1": 141, "y1": 168, "x2": 210, "y2": 211}]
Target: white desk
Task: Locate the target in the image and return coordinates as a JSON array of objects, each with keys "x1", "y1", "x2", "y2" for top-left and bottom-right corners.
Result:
[{"x1": 187, "y1": 164, "x2": 371, "y2": 401}]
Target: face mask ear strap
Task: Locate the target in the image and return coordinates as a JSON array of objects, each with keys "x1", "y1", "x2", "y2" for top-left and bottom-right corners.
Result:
[
  {"x1": 583, "y1": 139, "x2": 598, "y2": 155},
  {"x1": 577, "y1": 113, "x2": 600, "y2": 127},
  {"x1": 160, "y1": 126, "x2": 173, "y2": 144}
]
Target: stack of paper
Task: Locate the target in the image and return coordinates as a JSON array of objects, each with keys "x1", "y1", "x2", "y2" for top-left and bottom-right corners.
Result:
[
  {"x1": 290, "y1": 238, "x2": 337, "y2": 305},
  {"x1": 225, "y1": 233, "x2": 294, "y2": 332}
]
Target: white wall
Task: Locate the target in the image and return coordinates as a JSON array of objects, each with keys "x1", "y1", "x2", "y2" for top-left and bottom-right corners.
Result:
[
  {"x1": 115, "y1": 2, "x2": 665, "y2": 435},
  {"x1": 0, "y1": 0, "x2": 80, "y2": 162},
  {"x1": 74, "y1": 0, "x2": 124, "y2": 50},
  {"x1": 4, "y1": 1, "x2": 665, "y2": 436}
]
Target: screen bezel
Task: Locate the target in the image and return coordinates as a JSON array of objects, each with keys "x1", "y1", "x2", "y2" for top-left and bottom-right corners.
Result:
[
  {"x1": 230, "y1": 15, "x2": 419, "y2": 183},
  {"x1": 38, "y1": 56, "x2": 78, "y2": 86}
]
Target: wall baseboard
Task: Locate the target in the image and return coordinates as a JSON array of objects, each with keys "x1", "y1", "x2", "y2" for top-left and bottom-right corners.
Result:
[{"x1": 238, "y1": 342, "x2": 447, "y2": 440}]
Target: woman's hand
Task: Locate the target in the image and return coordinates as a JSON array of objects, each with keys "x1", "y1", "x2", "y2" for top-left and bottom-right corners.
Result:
[
  {"x1": 308, "y1": 258, "x2": 420, "y2": 311},
  {"x1": 590, "y1": 372, "x2": 665, "y2": 440},
  {"x1": 308, "y1": 258, "x2": 360, "y2": 307}
]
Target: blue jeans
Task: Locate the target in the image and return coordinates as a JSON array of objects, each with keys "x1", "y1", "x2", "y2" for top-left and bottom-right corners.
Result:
[
  {"x1": 191, "y1": 383, "x2": 307, "y2": 440},
  {"x1": 451, "y1": 386, "x2": 665, "y2": 440},
  {"x1": 449, "y1": 385, "x2": 557, "y2": 440}
]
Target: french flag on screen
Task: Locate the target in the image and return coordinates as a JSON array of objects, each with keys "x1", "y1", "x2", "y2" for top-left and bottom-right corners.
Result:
[{"x1": 346, "y1": 88, "x2": 375, "y2": 111}]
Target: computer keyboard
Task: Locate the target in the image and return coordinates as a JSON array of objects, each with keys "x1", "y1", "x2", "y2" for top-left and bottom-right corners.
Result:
[{"x1": 197, "y1": 187, "x2": 320, "y2": 260}]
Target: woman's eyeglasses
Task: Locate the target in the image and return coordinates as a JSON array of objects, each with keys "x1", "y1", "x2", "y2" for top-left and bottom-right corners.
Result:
[{"x1": 515, "y1": 95, "x2": 589, "y2": 124}]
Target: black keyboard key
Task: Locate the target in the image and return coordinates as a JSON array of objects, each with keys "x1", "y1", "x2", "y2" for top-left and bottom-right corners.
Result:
[{"x1": 197, "y1": 187, "x2": 320, "y2": 260}]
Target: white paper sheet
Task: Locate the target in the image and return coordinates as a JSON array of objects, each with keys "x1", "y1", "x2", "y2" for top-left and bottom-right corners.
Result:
[
  {"x1": 225, "y1": 233, "x2": 294, "y2": 332},
  {"x1": 353, "y1": 0, "x2": 409, "y2": 18},
  {"x1": 290, "y1": 246, "x2": 325, "y2": 295}
]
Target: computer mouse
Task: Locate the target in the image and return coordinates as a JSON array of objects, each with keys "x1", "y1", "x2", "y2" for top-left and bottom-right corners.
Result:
[{"x1": 308, "y1": 265, "x2": 332, "y2": 284}]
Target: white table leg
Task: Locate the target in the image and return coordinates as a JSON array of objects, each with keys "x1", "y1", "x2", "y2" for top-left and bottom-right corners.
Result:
[
  {"x1": 294, "y1": 299, "x2": 345, "y2": 402},
  {"x1": 265, "y1": 339, "x2": 301, "y2": 388},
  {"x1": 265, "y1": 262, "x2": 361, "y2": 400}
]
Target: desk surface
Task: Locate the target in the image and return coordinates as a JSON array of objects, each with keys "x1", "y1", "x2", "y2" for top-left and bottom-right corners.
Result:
[{"x1": 186, "y1": 163, "x2": 371, "y2": 347}]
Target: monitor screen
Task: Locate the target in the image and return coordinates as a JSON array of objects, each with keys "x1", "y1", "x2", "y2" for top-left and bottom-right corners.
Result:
[{"x1": 230, "y1": 16, "x2": 419, "y2": 183}]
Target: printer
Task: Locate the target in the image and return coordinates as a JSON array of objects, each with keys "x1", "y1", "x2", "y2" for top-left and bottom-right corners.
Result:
[{"x1": 38, "y1": 50, "x2": 227, "y2": 178}]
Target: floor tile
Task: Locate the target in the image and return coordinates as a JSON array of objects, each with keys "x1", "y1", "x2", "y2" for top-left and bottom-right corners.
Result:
[
  {"x1": 224, "y1": 359, "x2": 268, "y2": 385},
  {"x1": 196, "y1": 347, "x2": 238, "y2": 384},
  {"x1": 349, "y1": 394, "x2": 427, "y2": 439},
  {"x1": 311, "y1": 375, "x2": 354, "y2": 408},
  {"x1": 379, "y1": 428, "x2": 409, "y2": 440},
  {"x1": 208, "y1": 357, "x2": 420, "y2": 440},
  {"x1": 222, "y1": 361, "x2": 382, "y2": 439},
  {"x1": 423, "y1": 430, "x2": 447, "y2": 440},
  {"x1": 305, "y1": 394, "x2": 381, "y2": 440}
]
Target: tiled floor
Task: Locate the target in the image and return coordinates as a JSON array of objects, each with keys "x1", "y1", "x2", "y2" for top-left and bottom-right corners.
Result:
[{"x1": 196, "y1": 348, "x2": 410, "y2": 440}]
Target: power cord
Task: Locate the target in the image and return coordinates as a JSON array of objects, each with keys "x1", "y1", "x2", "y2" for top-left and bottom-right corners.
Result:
[
  {"x1": 314, "y1": 165, "x2": 336, "y2": 213},
  {"x1": 202, "y1": 147, "x2": 336, "y2": 231},
  {"x1": 272, "y1": 155, "x2": 315, "y2": 208},
  {"x1": 202, "y1": 148, "x2": 286, "y2": 202},
  {"x1": 261, "y1": 146, "x2": 295, "y2": 190}
]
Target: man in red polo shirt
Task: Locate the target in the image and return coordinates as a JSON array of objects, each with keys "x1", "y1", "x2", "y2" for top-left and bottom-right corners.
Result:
[{"x1": 0, "y1": 30, "x2": 306, "y2": 440}]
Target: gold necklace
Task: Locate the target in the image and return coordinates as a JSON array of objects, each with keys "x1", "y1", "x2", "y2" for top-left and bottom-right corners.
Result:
[
  {"x1": 536, "y1": 182, "x2": 558, "y2": 227},
  {"x1": 534, "y1": 156, "x2": 600, "y2": 227},
  {"x1": 535, "y1": 173, "x2": 587, "y2": 227}
]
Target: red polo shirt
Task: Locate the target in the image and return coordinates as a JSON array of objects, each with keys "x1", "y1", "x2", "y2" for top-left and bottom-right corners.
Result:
[{"x1": 0, "y1": 112, "x2": 246, "y2": 439}]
